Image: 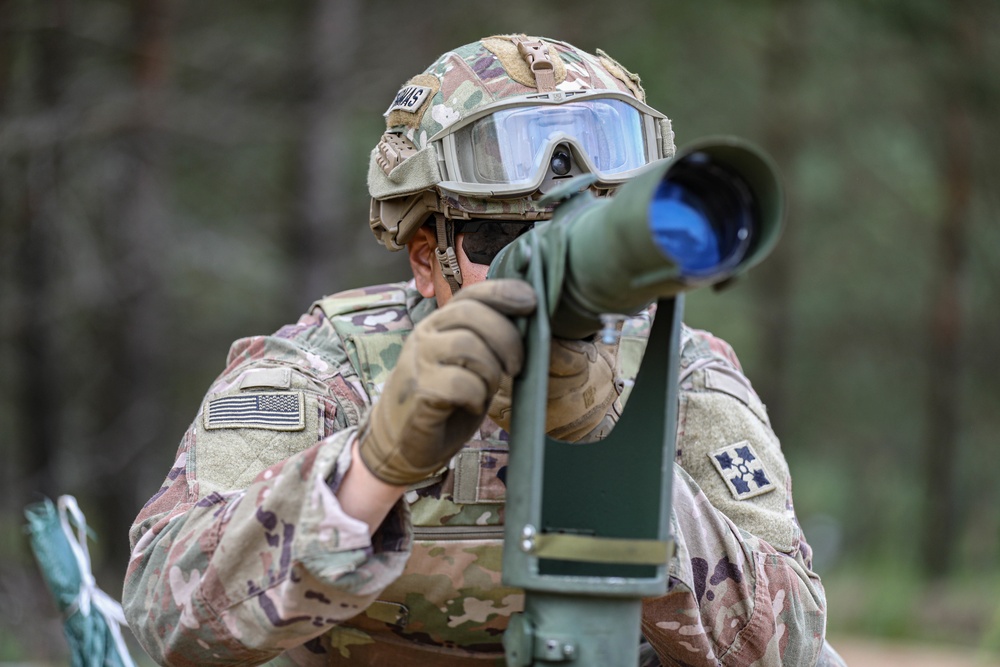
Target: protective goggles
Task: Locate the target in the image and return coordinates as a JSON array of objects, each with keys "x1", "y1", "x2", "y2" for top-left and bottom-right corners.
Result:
[
  {"x1": 432, "y1": 90, "x2": 670, "y2": 197},
  {"x1": 453, "y1": 219, "x2": 534, "y2": 265}
]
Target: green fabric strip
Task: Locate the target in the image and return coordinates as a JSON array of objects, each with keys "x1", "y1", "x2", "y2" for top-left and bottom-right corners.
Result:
[{"x1": 453, "y1": 451, "x2": 482, "y2": 504}]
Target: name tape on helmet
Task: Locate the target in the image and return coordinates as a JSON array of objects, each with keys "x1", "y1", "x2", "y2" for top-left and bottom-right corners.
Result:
[{"x1": 385, "y1": 85, "x2": 433, "y2": 116}]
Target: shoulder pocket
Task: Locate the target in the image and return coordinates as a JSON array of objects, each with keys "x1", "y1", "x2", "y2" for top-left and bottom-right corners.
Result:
[
  {"x1": 345, "y1": 331, "x2": 408, "y2": 403},
  {"x1": 191, "y1": 383, "x2": 326, "y2": 495},
  {"x1": 677, "y1": 390, "x2": 799, "y2": 553}
]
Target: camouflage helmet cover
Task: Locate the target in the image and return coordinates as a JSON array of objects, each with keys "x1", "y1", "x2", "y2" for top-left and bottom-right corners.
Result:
[{"x1": 368, "y1": 35, "x2": 675, "y2": 251}]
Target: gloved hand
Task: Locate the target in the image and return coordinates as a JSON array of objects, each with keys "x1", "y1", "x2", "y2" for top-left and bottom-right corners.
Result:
[
  {"x1": 359, "y1": 279, "x2": 537, "y2": 486},
  {"x1": 488, "y1": 336, "x2": 619, "y2": 442}
]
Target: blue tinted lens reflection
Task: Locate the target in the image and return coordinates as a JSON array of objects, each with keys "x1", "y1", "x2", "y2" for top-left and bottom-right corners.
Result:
[{"x1": 648, "y1": 181, "x2": 723, "y2": 275}]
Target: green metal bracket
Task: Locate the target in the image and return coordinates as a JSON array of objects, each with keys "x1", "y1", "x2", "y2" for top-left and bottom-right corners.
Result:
[{"x1": 499, "y1": 228, "x2": 683, "y2": 665}]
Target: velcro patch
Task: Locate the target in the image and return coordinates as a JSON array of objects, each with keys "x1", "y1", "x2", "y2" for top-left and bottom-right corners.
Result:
[
  {"x1": 708, "y1": 441, "x2": 775, "y2": 500},
  {"x1": 204, "y1": 391, "x2": 305, "y2": 431},
  {"x1": 238, "y1": 367, "x2": 292, "y2": 390},
  {"x1": 384, "y1": 85, "x2": 432, "y2": 116}
]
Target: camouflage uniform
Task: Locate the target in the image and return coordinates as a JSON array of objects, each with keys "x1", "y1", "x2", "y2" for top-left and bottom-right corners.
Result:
[{"x1": 124, "y1": 281, "x2": 838, "y2": 666}]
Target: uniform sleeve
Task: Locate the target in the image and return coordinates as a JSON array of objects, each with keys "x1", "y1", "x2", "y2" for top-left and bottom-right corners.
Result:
[
  {"x1": 640, "y1": 328, "x2": 829, "y2": 666},
  {"x1": 123, "y1": 328, "x2": 411, "y2": 667}
]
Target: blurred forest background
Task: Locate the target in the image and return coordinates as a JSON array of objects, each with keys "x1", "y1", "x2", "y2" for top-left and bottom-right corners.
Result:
[{"x1": 1, "y1": 0, "x2": 998, "y2": 663}]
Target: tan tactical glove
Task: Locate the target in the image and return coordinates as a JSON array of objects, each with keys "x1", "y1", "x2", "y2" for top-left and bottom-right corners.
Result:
[
  {"x1": 488, "y1": 336, "x2": 619, "y2": 443},
  {"x1": 359, "y1": 279, "x2": 537, "y2": 486}
]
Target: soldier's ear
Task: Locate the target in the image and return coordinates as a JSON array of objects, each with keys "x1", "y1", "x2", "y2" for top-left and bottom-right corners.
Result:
[{"x1": 407, "y1": 225, "x2": 437, "y2": 299}]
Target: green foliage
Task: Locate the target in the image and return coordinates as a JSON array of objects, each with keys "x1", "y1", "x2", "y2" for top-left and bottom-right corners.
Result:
[{"x1": 825, "y1": 565, "x2": 1000, "y2": 653}]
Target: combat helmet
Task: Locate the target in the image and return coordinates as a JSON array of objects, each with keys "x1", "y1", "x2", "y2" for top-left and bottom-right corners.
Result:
[{"x1": 368, "y1": 35, "x2": 676, "y2": 291}]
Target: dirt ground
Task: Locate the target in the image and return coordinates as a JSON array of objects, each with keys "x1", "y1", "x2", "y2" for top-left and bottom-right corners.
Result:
[{"x1": 832, "y1": 637, "x2": 1000, "y2": 667}]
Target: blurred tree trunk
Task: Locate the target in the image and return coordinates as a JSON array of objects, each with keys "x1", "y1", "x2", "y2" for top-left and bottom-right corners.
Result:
[
  {"x1": 287, "y1": 0, "x2": 361, "y2": 304},
  {"x1": 91, "y1": 0, "x2": 173, "y2": 563},
  {"x1": 11, "y1": 0, "x2": 72, "y2": 503},
  {"x1": 0, "y1": 0, "x2": 10, "y2": 110},
  {"x1": 921, "y1": 0, "x2": 975, "y2": 578},
  {"x1": 753, "y1": 0, "x2": 808, "y2": 432},
  {"x1": 0, "y1": 0, "x2": 15, "y2": 503}
]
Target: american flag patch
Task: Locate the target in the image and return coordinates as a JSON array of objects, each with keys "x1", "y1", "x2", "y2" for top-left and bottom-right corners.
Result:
[
  {"x1": 708, "y1": 441, "x2": 775, "y2": 500},
  {"x1": 204, "y1": 391, "x2": 305, "y2": 431}
]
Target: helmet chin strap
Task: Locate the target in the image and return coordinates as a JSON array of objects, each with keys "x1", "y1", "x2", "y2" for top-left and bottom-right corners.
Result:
[{"x1": 433, "y1": 213, "x2": 463, "y2": 294}]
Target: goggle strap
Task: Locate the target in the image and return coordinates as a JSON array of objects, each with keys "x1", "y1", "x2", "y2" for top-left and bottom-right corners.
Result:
[
  {"x1": 433, "y1": 213, "x2": 463, "y2": 294},
  {"x1": 512, "y1": 36, "x2": 557, "y2": 93},
  {"x1": 658, "y1": 117, "x2": 676, "y2": 159}
]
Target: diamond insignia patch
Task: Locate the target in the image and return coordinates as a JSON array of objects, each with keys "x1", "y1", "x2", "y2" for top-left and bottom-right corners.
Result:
[
  {"x1": 204, "y1": 391, "x2": 305, "y2": 431},
  {"x1": 708, "y1": 441, "x2": 775, "y2": 500}
]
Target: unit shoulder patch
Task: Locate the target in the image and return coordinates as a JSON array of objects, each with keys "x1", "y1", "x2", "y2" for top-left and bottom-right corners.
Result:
[
  {"x1": 204, "y1": 391, "x2": 305, "y2": 431},
  {"x1": 708, "y1": 441, "x2": 775, "y2": 500}
]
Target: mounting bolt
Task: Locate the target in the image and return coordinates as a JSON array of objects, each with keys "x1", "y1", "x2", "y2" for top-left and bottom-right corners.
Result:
[{"x1": 520, "y1": 524, "x2": 537, "y2": 554}]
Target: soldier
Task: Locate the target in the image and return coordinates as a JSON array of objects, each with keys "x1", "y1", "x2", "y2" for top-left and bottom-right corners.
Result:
[{"x1": 123, "y1": 36, "x2": 844, "y2": 666}]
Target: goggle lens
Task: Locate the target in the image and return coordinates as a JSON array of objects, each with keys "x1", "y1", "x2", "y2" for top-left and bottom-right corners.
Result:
[{"x1": 454, "y1": 99, "x2": 649, "y2": 189}]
